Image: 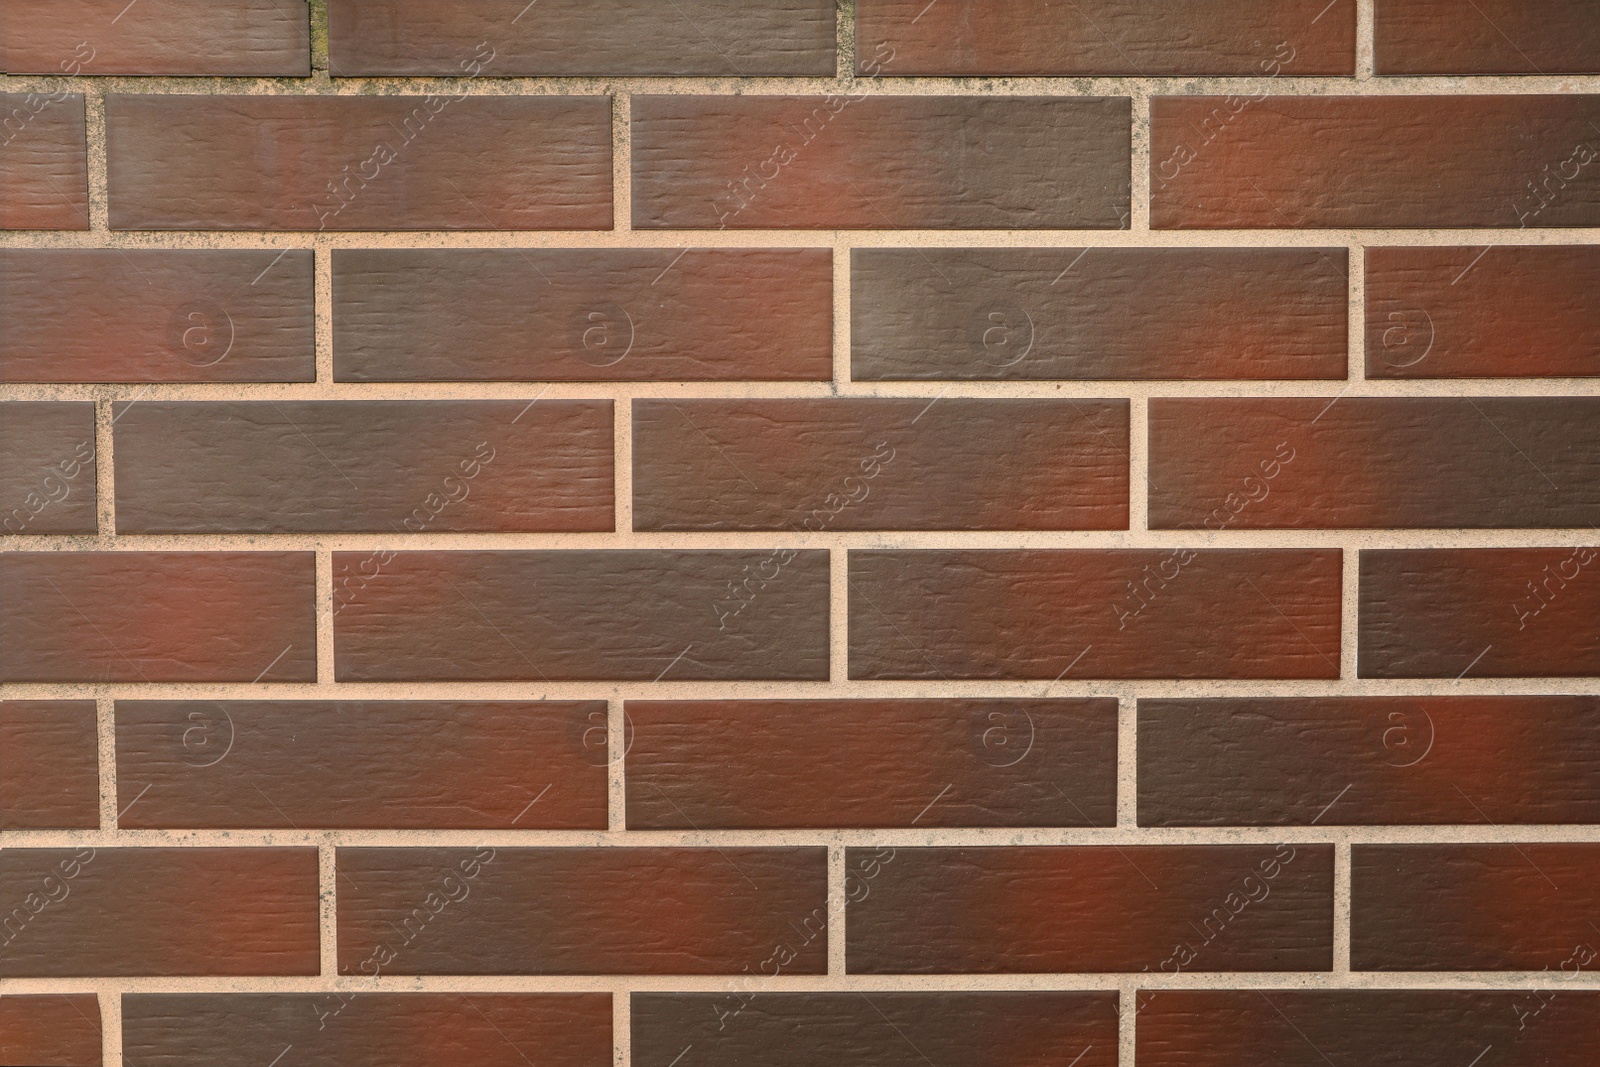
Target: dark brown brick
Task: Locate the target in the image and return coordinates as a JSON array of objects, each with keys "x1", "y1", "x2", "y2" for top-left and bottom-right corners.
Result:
[
  {"x1": 0, "y1": 402, "x2": 96, "y2": 534},
  {"x1": 1, "y1": 1, "x2": 310, "y2": 76},
  {"x1": 0, "y1": 93, "x2": 88, "y2": 230},
  {"x1": 332, "y1": 248, "x2": 832, "y2": 382},
  {"x1": 336, "y1": 847, "x2": 826, "y2": 975},
  {"x1": 1376, "y1": 0, "x2": 1600, "y2": 74},
  {"x1": 0, "y1": 995, "x2": 100, "y2": 1067},
  {"x1": 0, "y1": 701, "x2": 99, "y2": 830},
  {"x1": 632, "y1": 96, "x2": 1130, "y2": 230}
]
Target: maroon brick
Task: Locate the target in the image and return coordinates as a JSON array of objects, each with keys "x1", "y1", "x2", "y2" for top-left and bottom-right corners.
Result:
[
  {"x1": 1152, "y1": 95, "x2": 1600, "y2": 228},
  {"x1": 0, "y1": 93, "x2": 88, "y2": 230},
  {"x1": 0, "y1": 402, "x2": 96, "y2": 534},
  {"x1": 849, "y1": 550, "x2": 1342, "y2": 680},
  {"x1": 632, "y1": 95, "x2": 1130, "y2": 229},
  {"x1": 846, "y1": 844, "x2": 1332, "y2": 973},
  {"x1": 1376, "y1": 0, "x2": 1600, "y2": 74},
  {"x1": 1359, "y1": 548, "x2": 1600, "y2": 678},
  {"x1": 0, "y1": 995, "x2": 100, "y2": 1067},
  {"x1": 1, "y1": 1, "x2": 309, "y2": 76},
  {"x1": 626, "y1": 699, "x2": 1117, "y2": 829},
  {"x1": 0, "y1": 553, "x2": 316, "y2": 683},
  {"x1": 852, "y1": 247, "x2": 1348, "y2": 381},
  {"x1": 1353, "y1": 844, "x2": 1600, "y2": 970},
  {"x1": 116, "y1": 701, "x2": 607, "y2": 830},
  {"x1": 0, "y1": 701, "x2": 99, "y2": 830},
  {"x1": 0, "y1": 249, "x2": 315, "y2": 383},
  {"x1": 0, "y1": 848, "x2": 318, "y2": 977},
  {"x1": 336, "y1": 847, "x2": 826, "y2": 975},
  {"x1": 106, "y1": 95, "x2": 612, "y2": 231},
  {"x1": 333, "y1": 248, "x2": 832, "y2": 382},
  {"x1": 633, "y1": 399, "x2": 1129, "y2": 531}
]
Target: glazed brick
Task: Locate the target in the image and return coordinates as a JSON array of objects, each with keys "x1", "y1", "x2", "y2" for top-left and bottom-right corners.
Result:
[
  {"x1": 0, "y1": 847, "x2": 318, "y2": 977},
  {"x1": 1376, "y1": 0, "x2": 1600, "y2": 75},
  {"x1": 846, "y1": 844, "x2": 1332, "y2": 973},
  {"x1": 0, "y1": 249, "x2": 315, "y2": 383},
  {"x1": 333, "y1": 248, "x2": 832, "y2": 382},
  {"x1": 1137, "y1": 990, "x2": 1600, "y2": 1067},
  {"x1": 1151, "y1": 95, "x2": 1600, "y2": 229},
  {"x1": 336, "y1": 847, "x2": 826, "y2": 975},
  {"x1": 625, "y1": 699, "x2": 1117, "y2": 829},
  {"x1": 1149, "y1": 398, "x2": 1600, "y2": 529},
  {"x1": 0, "y1": 995, "x2": 100, "y2": 1067},
  {"x1": 329, "y1": 0, "x2": 834, "y2": 76},
  {"x1": 1353, "y1": 844, "x2": 1600, "y2": 970},
  {"x1": 1, "y1": 1, "x2": 310, "y2": 76},
  {"x1": 0, "y1": 93, "x2": 88, "y2": 230},
  {"x1": 633, "y1": 992, "x2": 1117, "y2": 1067},
  {"x1": 113, "y1": 401, "x2": 613, "y2": 533},
  {"x1": 632, "y1": 96, "x2": 1130, "y2": 230},
  {"x1": 105, "y1": 95, "x2": 612, "y2": 231},
  {"x1": 123, "y1": 993, "x2": 611, "y2": 1067},
  {"x1": 849, "y1": 550, "x2": 1341, "y2": 680},
  {"x1": 851, "y1": 247, "x2": 1348, "y2": 381},
  {"x1": 1359, "y1": 548, "x2": 1600, "y2": 678},
  {"x1": 633, "y1": 399, "x2": 1129, "y2": 531},
  {"x1": 1366, "y1": 245, "x2": 1600, "y2": 378},
  {"x1": 857, "y1": 0, "x2": 1353, "y2": 76},
  {"x1": 1139, "y1": 696, "x2": 1600, "y2": 826},
  {"x1": 0, "y1": 402, "x2": 96, "y2": 534},
  {"x1": 0, "y1": 701, "x2": 99, "y2": 830},
  {"x1": 116, "y1": 701, "x2": 607, "y2": 830},
  {"x1": 0, "y1": 553, "x2": 316, "y2": 683}
]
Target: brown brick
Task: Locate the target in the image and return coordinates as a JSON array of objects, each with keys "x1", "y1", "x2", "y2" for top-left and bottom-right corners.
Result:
[
  {"x1": 336, "y1": 847, "x2": 826, "y2": 975},
  {"x1": 1, "y1": 1, "x2": 310, "y2": 76},
  {"x1": 328, "y1": 0, "x2": 834, "y2": 76},
  {"x1": 632, "y1": 95, "x2": 1130, "y2": 230},
  {"x1": 849, "y1": 550, "x2": 1341, "y2": 680},
  {"x1": 1139, "y1": 696, "x2": 1600, "y2": 826},
  {"x1": 0, "y1": 402, "x2": 96, "y2": 535},
  {"x1": 1151, "y1": 95, "x2": 1600, "y2": 229},
  {"x1": 846, "y1": 844, "x2": 1333, "y2": 973},
  {"x1": 0, "y1": 701, "x2": 99, "y2": 830},
  {"x1": 0, "y1": 93, "x2": 88, "y2": 230},
  {"x1": 332, "y1": 248, "x2": 832, "y2": 382},
  {"x1": 1376, "y1": 0, "x2": 1600, "y2": 74},
  {"x1": 123, "y1": 993, "x2": 610, "y2": 1067},
  {"x1": 106, "y1": 95, "x2": 612, "y2": 231},
  {"x1": 0, "y1": 249, "x2": 315, "y2": 383},
  {"x1": 632, "y1": 399, "x2": 1129, "y2": 531},
  {"x1": 115, "y1": 701, "x2": 608, "y2": 830},
  {"x1": 851, "y1": 247, "x2": 1348, "y2": 381},
  {"x1": 0, "y1": 553, "x2": 316, "y2": 683},
  {"x1": 1149, "y1": 398, "x2": 1600, "y2": 529},
  {"x1": 113, "y1": 401, "x2": 613, "y2": 533},
  {"x1": 1366, "y1": 245, "x2": 1600, "y2": 378},
  {"x1": 0, "y1": 848, "x2": 318, "y2": 977},
  {"x1": 626, "y1": 699, "x2": 1117, "y2": 829},
  {"x1": 857, "y1": 0, "x2": 1353, "y2": 76},
  {"x1": 0, "y1": 995, "x2": 100, "y2": 1067},
  {"x1": 1353, "y1": 844, "x2": 1600, "y2": 970},
  {"x1": 1359, "y1": 548, "x2": 1600, "y2": 678}
]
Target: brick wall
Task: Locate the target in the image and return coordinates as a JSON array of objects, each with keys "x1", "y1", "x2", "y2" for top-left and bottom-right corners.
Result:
[{"x1": 2, "y1": 2, "x2": 1599, "y2": 1065}]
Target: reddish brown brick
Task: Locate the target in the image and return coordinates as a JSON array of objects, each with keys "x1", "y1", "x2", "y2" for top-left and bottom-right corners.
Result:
[
  {"x1": 106, "y1": 95, "x2": 612, "y2": 231},
  {"x1": 1149, "y1": 397, "x2": 1600, "y2": 529},
  {"x1": 626, "y1": 699, "x2": 1117, "y2": 829},
  {"x1": 336, "y1": 847, "x2": 826, "y2": 975},
  {"x1": 0, "y1": 249, "x2": 315, "y2": 383},
  {"x1": 0, "y1": 553, "x2": 316, "y2": 683},
  {"x1": 849, "y1": 550, "x2": 1342, "y2": 680},
  {"x1": 846, "y1": 844, "x2": 1333, "y2": 973},
  {"x1": 0, "y1": 402, "x2": 96, "y2": 534},
  {"x1": 0, "y1": 701, "x2": 99, "y2": 830},
  {"x1": 1360, "y1": 548, "x2": 1600, "y2": 678},
  {"x1": 0, "y1": 848, "x2": 318, "y2": 977},
  {"x1": 116, "y1": 701, "x2": 607, "y2": 830},
  {"x1": 0, "y1": 995, "x2": 100, "y2": 1067},
  {"x1": 1, "y1": 1, "x2": 310, "y2": 76},
  {"x1": 1152, "y1": 95, "x2": 1600, "y2": 228},
  {"x1": 1139, "y1": 696, "x2": 1600, "y2": 826},
  {"x1": 852, "y1": 247, "x2": 1348, "y2": 381},
  {"x1": 1376, "y1": 0, "x2": 1600, "y2": 74},
  {"x1": 333, "y1": 248, "x2": 832, "y2": 382},
  {"x1": 632, "y1": 96, "x2": 1130, "y2": 230},
  {"x1": 113, "y1": 401, "x2": 613, "y2": 533},
  {"x1": 858, "y1": 0, "x2": 1353, "y2": 75},
  {"x1": 1367, "y1": 245, "x2": 1600, "y2": 378},
  {"x1": 633, "y1": 399, "x2": 1129, "y2": 531},
  {"x1": 0, "y1": 93, "x2": 88, "y2": 230},
  {"x1": 1353, "y1": 844, "x2": 1600, "y2": 970}
]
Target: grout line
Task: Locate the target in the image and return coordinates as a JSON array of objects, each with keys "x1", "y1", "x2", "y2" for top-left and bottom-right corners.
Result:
[
  {"x1": 1341, "y1": 547, "x2": 1361, "y2": 680},
  {"x1": 612, "y1": 92, "x2": 631, "y2": 233},
  {"x1": 320, "y1": 842, "x2": 339, "y2": 977},
  {"x1": 609, "y1": 697, "x2": 627, "y2": 832},
  {"x1": 1117, "y1": 695, "x2": 1138, "y2": 828},
  {"x1": 103, "y1": 990, "x2": 123, "y2": 1067},
  {"x1": 1127, "y1": 396, "x2": 1150, "y2": 533},
  {"x1": 827, "y1": 844, "x2": 847, "y2": 976},
  {"x1": 316, "y1": 547, "x2": 335, "y2": 684},
  {"x1": 96, "y1": 696, "x2": 117, "y2": 829},
  {"x1": 1356, "y1": 0, "x2": 1377, "y2": 79},
  {"x1": 314, "y1": 244, "x2": 334, "y2": 383},
  {"x1": 83, "y1": 87, "x2": 111, "y2": 233},
  {"x1": 94, "y1": 399, "x2": 117, "y2": 535},
  {"x1": 613, "y1": 990, "x2": 630, "y2": 1067},
  {"x1": 1128, "y1": 88, "x2": 1151, "y2": 233},
  {"x1": 830, "y1": 547, "x2": 849, "y2": 684},
  {"x1": 833, "y1": 244, "x2": 852, "y2": 386},
  {"x1": 1119, "y1": 980, "x2": 1138, "y2": 1064},
  {"x1": 1348, "y1": 243, "x2": 1366, "y2": 381},
  {"x1": 1334, "y1": 841, "x2": 1352, "y2": 974},
  {"x1": 614, "y1": 399, "x2": 633, "y2": 536}
]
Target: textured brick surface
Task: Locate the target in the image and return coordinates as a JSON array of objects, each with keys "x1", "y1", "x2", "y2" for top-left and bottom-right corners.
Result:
[
  {"x1": 0, "y1": 995, "x2": 101, "y2": 1067},
  {"x1": 1375, "y1": 0, "x2": 1600, "y2": 74},
  {"x1": 0, "y1": 93, "x2": 88, "y2": 229},
  {"x1": 1, "y1": 1, "x2": 310, "y2": 76},
  {"x1": 0, "y1": 402, "x2": 96, "y2": 534},
  {"x1": 0, "y1": 701, "x2": 99, "y2": 829}
]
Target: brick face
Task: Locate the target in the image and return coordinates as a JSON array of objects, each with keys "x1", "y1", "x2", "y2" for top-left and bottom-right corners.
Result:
[
  {"x1": 0, "y1": 995, "x2": 101, "y2": 1067},
  {"x1": 1375, "y1": 0, "x2": 1600, "y2": 74},
  {"x1": 0, "y1": 93, "x2": 89, "y2": 230},
  {"x1": 0, "y1": 402, "x2": 97, "y2": 534},
  {"x1": 0, "y1": 701, "x2": 100, "y2": 830},
  {"x1": 1, "y1": 1, "x2": 311, "y2": 76}
]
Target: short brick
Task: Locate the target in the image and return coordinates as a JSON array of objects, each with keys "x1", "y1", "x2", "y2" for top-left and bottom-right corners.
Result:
[
  {"x1": 1, "y1": 1, "x2": 310, "y2": 76},
  {"x1": 0, "y1": 402, "x2": 96, "y2": 535},
  {"x1": 1375, "y1": 0, "x2": 1600, "y2": 74},
  {"x1": 0, "y1": 93, "x2": 88, "y2": 230},
  {"x1": 0, "y1": 994, "x2": 101, "y2": 1067},
  {"x1": 0, "y1": 701, "x2": 99, "y2": 830}
]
